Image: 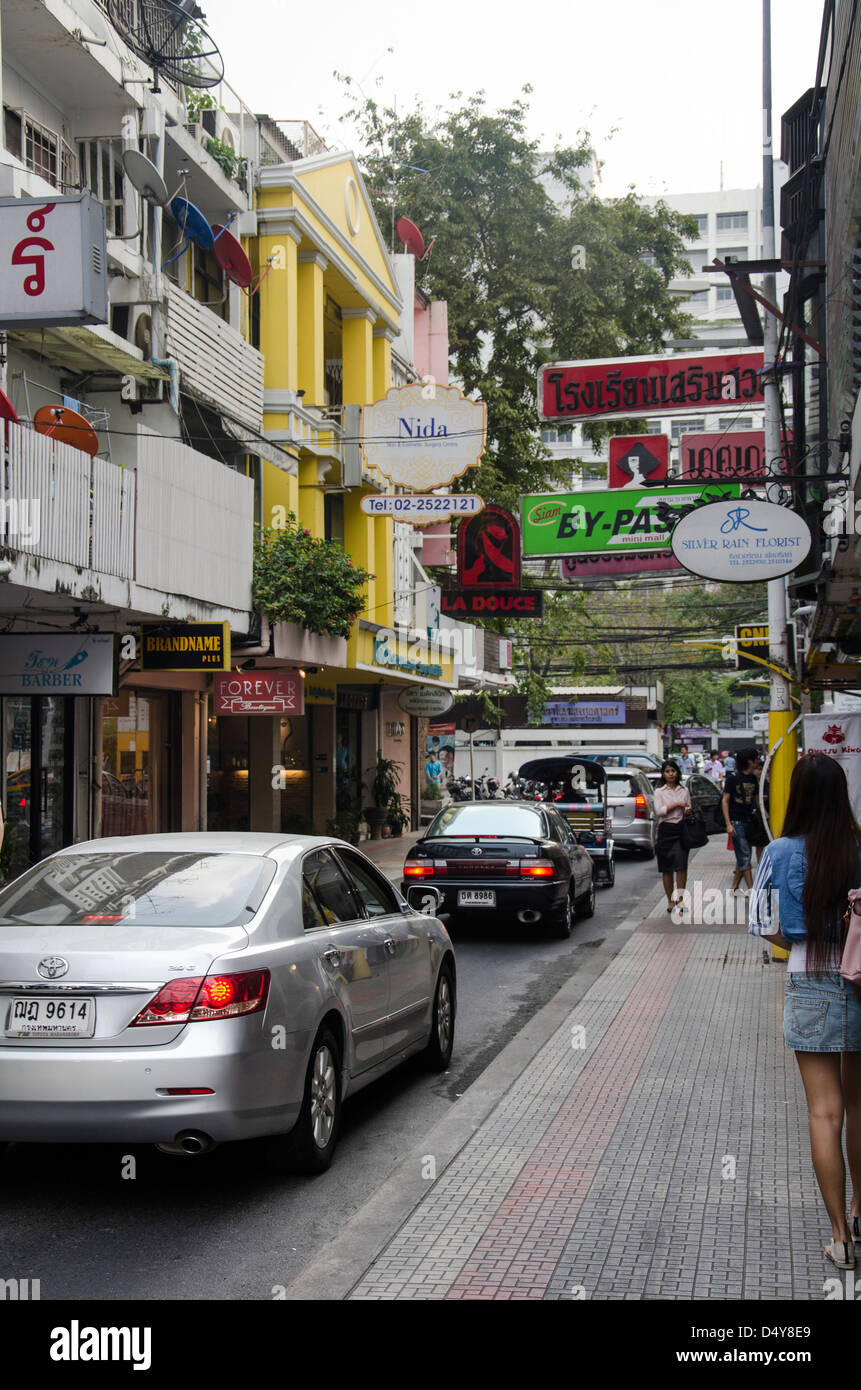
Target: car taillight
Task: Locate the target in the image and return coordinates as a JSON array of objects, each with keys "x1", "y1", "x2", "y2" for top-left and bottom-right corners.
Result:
[
  {"x1": 131, "y1": 969, "x2": 270, "y2": 1026},
  {"x1": 404, "y1": 863, "x2": 435, "y2": 876},
  {"x1": 520, "y1": 860, "x2": 555, "y2": 877},
  {"x1": 634, "y1": 794, "x2": 647, "y2": 820}
]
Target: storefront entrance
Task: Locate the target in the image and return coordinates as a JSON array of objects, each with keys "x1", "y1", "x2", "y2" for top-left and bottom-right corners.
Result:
[
  {"x1": 100, "y1": 689, "x2": 176, "y2": 837},
  {"x1": 2, "y1": 695, "x2": 74, "y2": 879}
]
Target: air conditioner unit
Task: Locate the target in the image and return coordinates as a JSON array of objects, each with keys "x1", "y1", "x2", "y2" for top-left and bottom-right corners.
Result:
[{"x1": 201, "y1": 108, "x2": 240, "y2": 151}]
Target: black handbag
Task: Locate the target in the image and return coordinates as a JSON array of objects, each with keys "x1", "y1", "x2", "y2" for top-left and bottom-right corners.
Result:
[{"x1": 680, "y1": 810, "x2": 708, "y2": 850}]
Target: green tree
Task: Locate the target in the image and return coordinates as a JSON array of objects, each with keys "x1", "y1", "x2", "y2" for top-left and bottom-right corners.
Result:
[{"x1": 338, "y1": 86, "x2": 696, "y2": 504}]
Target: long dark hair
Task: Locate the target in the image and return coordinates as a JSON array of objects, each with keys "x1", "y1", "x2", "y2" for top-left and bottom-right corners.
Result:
[
  {"x1": 659, "y1": 760, "x2": 682, "y2": 785},
  {"x1": 782, "y1": 753, "x2": 861, "y2": 971}
]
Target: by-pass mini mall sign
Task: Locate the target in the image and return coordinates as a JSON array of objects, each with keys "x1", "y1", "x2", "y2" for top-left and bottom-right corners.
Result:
[{"x1": 539, "y1": 349, "x2": 765, "y2": 423}]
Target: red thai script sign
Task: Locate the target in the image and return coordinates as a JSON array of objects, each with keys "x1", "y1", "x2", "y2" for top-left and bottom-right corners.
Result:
[
  {"x1": 679, "y1": 430, "x2": 792, "y2": 482},
  {"x1": 609, "y1": 434, "x2": 669, "y2": 489},
  {"x1": 213, "y1": 671, "x2": 304, "y2": 716},
  {"x1": 540, "y1": 350, "x2": 765, "y2": 422},
  {"x1": 559, "y1": 553, "x2": 683, "y2": 580},
  {"x1": 10, "y1": 203, "x2": 56, "y2": 297}
]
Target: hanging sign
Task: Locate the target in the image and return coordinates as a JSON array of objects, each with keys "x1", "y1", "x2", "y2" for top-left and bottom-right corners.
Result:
[
  {"x1": 441, "y1": 589, "x2": 543, "y2": 616},
  {"x1": 735, "y1": 624, "x2": 770, "y2": 671},
  {"x1": 671, "y1": 499, "x2": 811, "y2": 582},
  {"x1": 397, "y1": 686, "x2": 455, "y2": 718},
  {"x1": 609, "y1": 435, "x2": 669, "y2": 489},
  {"x1": 539, "y1": 349, "x2": 765, "y2": 422},
  {"x1": 213, "y1": 671, "x2": 304, "y2": 715},
  {"x1": 360, "y1": 494, "x2": 484, "y2": 523},
  {"x1": 361, "y1": 383, "x2": 486, "y2": 489},
  {"x1": 680, "y1": 430, "x2": 792, "y2": 482},
  {"x1": 457, "y1": 505, "x2": 520, "y2": 587},
  {"x1": 0, "y1": 633, "x2": 115, "y2": 695},
  {"x1": 0, "y1": 193, "x2": 108, "y2": 327},
  {"x1": 559, "y1": 553, "x2": 683, "y2": 579},
  {"x1": 140, "y1": 622, "x2": 230, "y2": 672},
  {"x1": 521, "y1": 485, "x2": 742, "y2": 558}
]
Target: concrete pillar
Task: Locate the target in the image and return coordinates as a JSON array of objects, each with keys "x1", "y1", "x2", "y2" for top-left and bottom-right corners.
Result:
[
  {"x1": 297, "y1": 252, "x2": 327, "y2": 405},
  {"x1": 342, "y1": 308, "x2": 375, "y2": 405},
  {"x1": 259, "y1": 227, "x2": 301, "y2": 394},
  {"x1": 311, "y1": 704, "x2": 336, "y2": 832},
  {"x1": 249, "y1": 717, "x2": 281, "y2": 832}
]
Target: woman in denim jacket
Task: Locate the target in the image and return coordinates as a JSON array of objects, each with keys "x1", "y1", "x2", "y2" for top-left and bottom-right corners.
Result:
[{"x1": 749, "y1": 753, "x2": 861, "y2": 1270}]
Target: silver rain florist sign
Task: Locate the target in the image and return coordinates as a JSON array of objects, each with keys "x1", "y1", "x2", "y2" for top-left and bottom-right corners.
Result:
[
  {"x1": 670, "y1": 500, "x2": 811, "y2": 582},
  {"x1": 0, "y1": 634, "x2": 115, "y2": 694}
]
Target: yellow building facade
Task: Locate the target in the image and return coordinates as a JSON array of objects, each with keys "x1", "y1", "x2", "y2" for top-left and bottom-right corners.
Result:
[{"x1": 221, "y1": 150, "x2": 455, "y2": 834}]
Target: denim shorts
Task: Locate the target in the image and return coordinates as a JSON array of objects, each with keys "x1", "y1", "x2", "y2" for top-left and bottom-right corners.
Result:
[
  {"x1": 731, "y1": 820, "x2": 751, "y2": 871},
  {"x1": 784, "y1": 972, "x2": 861, "y2": 1052}
]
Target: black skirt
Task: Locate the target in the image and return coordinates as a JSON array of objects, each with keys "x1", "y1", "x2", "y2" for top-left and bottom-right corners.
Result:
[{"x1": 656, "y1": 820, "x2": 689, "y2": 873}]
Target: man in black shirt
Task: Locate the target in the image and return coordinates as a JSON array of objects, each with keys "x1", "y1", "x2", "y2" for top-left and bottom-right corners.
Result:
[{"x1": 722, "y1": 747, "x2": 760, "y2": 892}]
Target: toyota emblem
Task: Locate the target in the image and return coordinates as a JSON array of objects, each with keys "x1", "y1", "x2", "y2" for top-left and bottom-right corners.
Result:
[
  {"x1": 37, "y1": 956, "x2": 69, "y2": 980},
  {"x1": 471, "y1": 847, "x2": 482, "y2": 856}
]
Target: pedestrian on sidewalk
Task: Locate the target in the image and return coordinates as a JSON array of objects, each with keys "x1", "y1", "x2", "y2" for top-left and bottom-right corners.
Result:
[
  {"x1": 654, "y1": 759, "x2": 693, "y2": 914},
  {"x1": 722, "y1": 747, "x2": 760, "y2": 893},
  {"x1": 749, "y1": 752, "x2": 861, "y2": 1272}
]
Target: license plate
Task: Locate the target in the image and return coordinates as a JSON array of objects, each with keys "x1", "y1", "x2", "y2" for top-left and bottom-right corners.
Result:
[
  {"x1": 5, "y1": 996, "x2": 96, "y2": 1038},
  {"x1": 457, "y1": 890, "x2": 496, "y2": 907}
]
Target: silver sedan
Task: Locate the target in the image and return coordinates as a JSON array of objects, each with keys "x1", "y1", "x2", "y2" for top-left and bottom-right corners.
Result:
[{"x1": 0, "y1": 833, "x2": 455, "y2": 1172}]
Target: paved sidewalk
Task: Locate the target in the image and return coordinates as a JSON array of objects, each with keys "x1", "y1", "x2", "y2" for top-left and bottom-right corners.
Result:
[{"x1": 291, "y1": 835, "x2": 841, "y2": 1301}]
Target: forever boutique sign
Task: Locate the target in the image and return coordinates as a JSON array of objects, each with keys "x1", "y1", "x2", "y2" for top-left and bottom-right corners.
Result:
[{"x1": 539, "y1": 349, "x2": 765, "y2": 423}]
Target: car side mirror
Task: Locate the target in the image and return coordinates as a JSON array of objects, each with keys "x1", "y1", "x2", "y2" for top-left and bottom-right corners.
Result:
[{"x1": 406, "y1": 884, "x2": 442, "y2": 914}]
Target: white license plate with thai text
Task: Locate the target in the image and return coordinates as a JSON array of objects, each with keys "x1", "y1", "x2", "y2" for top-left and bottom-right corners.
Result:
[{"x1": 6, "y1": 996, "x2": 96, "y2": 1038}]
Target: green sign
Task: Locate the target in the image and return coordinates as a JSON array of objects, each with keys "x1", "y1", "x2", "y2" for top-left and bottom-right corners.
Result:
[{"x1": 520, "y1": 484, "x2": 742, "y2": 558}]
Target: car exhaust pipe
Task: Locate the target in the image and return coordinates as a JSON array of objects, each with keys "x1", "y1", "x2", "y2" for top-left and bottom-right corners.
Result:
[
  {"x1": 517, "y1": 908, "x2": 542, "y2": 924},
  {"x1": 155, "y1": 1130, "x2": 215, "y2": 1157}
]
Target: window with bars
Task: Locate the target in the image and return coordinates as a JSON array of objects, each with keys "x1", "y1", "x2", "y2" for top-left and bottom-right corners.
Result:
[
  {"x1": 5, "y1": 108, "x2": 77, "y2": 188},
  {"x1": 79, "y1": 139, "x2": 127, "y2": 236},
  {"x1": 192, "y1": 241, "x2": 227, "y2": 319}
]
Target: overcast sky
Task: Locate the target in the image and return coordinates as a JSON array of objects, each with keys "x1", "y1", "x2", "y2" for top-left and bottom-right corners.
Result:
[{"x1": 202, "y1": 0, "x2": 824, "y2": 198}]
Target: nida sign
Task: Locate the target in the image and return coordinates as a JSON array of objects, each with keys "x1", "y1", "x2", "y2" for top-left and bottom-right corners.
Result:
[
  {"x1": 539, "y1": 349, "x2": 765, "y2": 423},
  {"x1": 362, "y1": 383, "x2": 486, "y2": 489}
]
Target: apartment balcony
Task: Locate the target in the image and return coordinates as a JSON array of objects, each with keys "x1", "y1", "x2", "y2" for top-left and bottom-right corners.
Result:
[
  {"x1": 165, "y1": 282, "x2": 264, "y2": 431},
  {"x1": 0, "y1": 423, "x2": 253, "y2": 627},
  {"x1": 2, "y1": 0, "x2": 134, "y2": 125}
]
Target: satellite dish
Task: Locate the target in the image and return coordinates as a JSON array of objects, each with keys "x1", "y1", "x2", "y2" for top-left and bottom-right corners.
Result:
[
  {"x1": 211, "y1": 224, "x2": 253, "y2": 289},
  {"x1": 122, "y1": 149, "x2": 169, "y2": 207},
  {"x1": 107, "y1": 0, "x2": 224, "y2": 93},
  {"x1": 34, "y1": 405, "x2": 99, "y2": 458},
  {"x1": 171, "y1": 196, "x2": 214, "y2": 248},
  {"x1": 396, "y1": 217, "x2": 426, "y2": 259}
]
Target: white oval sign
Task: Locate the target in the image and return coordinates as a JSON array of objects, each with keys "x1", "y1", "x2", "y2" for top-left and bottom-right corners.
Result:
[
  {"x1": 671, "y1": 499, "x2": 811, "y2": 582},
  {"x1": 397, "y1": 686, "x2": 454, "y2": 718}
]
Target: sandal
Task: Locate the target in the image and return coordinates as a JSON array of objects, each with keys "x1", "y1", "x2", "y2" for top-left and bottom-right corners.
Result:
[
  {"x1": 825, "y1": 1239, "x2": 856, "y2": 1270},
  {"x1": 852, "y1": 1215, "x2": 860, "y2": 1245}
]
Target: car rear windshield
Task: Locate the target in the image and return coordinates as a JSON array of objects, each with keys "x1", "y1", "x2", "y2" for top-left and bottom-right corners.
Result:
[
  {"x1": 427, "y1": 805, "x2": 545, "y2": 838},
  {"x1": 0, "y1": 852, "x2": 276, "y2": 928}
]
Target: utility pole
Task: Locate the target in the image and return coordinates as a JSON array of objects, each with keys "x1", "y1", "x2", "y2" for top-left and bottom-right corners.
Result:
[{"x1": 762, "y1": 0, "x2": 796, "y2": 835}]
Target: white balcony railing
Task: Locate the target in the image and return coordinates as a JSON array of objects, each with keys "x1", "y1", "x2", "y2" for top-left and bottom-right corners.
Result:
[
  {"x1": 165, "y1": 283, "x2": 264, "y2": 431},
  {"x1": 3, "y1": 424, "x2": 253, "y2": 617},
  {"x1": 4, "y1": 426, "x2": 133, "y2": 576}
]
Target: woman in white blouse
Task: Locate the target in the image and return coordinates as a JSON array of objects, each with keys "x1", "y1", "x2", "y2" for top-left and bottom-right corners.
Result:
[{"x1": 654, "y1": 759, "x2": 693, "y2": 913}]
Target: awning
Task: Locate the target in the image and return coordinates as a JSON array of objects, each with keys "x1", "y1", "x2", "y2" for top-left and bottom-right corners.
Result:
[
  {"x1": 220, "y1": 413, "x2": 298, "y2": 471},
  {"x1": 7, "y1": 325, "x2": 169, "y2": 382}
]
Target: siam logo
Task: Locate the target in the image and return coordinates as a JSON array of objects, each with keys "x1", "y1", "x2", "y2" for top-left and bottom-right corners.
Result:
[
  {"x1": 527, "y1": 501, "x2": 564, "y2": 527},
  {"x1": 37, "y1": 956, "x2": 69, "y2": 980},
  {"x1": 822, "y1": 724, "x2": 845, "y2": 745}
]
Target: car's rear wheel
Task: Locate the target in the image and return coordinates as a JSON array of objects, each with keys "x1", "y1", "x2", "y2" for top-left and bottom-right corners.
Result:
[
  {"x1": 424, "y1": 959, "x2": 455, "y2": 1070},
  {"x1": 549, "y1": 889, "x2": 573, "y2": 938},
  {"x1": 576, "y1": 874, "x2": 596, "y2": 919},
  {"x1": 283, "y1": 1027, "x2": 342, "y2": 1174},
  {"x1": 600, "y1": 856, "x2": 616, "y2": 888}
]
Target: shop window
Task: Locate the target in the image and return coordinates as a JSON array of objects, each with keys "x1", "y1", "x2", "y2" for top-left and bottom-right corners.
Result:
[
  {"x1": 206, "y1": 713, "x2": 250, "y2": 830},
  {"x1": 101, "y1": 690, "x2": 170, "y2": 836}
]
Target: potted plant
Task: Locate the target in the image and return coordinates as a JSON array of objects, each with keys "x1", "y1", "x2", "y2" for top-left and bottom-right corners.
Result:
[
  {"x1": 364, "y1": 755, "x2": 404, "y2": 841},
  {"x1": 387, "y1": 791, "x2": 410, "y2": 838}
]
